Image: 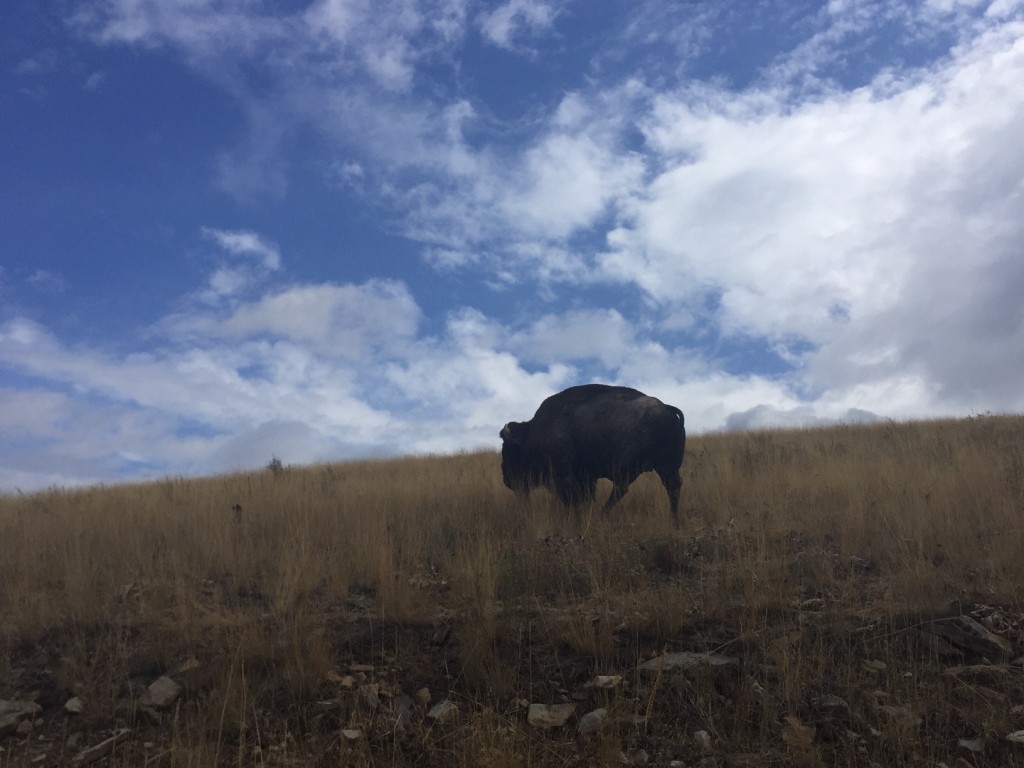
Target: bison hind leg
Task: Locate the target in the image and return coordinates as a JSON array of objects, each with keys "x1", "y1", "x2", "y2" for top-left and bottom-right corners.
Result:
[{"x1": 656, "y1": 467, "x2": 682, "y2": 522}]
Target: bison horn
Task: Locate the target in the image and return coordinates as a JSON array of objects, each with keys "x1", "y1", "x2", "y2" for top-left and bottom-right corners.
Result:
[{"x1": 500, "y1": 423, "x2": 511, "y2": 440}]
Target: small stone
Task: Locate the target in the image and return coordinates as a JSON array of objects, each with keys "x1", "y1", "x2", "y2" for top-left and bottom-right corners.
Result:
[
  {"x1": 392, "y1": 695, "x2": 413, "y2": 732},
  {"x1": 591, "y1": 675, "x2": 623, "y2": 689},
  {"x1": 414, "y1": 687, "x2": 432, "y2": 707},
  {"x1": 349, "y1": 664, "x2": 374, "y2": 673},
  {"x1": 0, "y1": 700, "x2": 42, "y2": 737},
  {"x1": 958, "y1": 737, "x2": 985, "y2": 753},
  {"x1": 943, "y1": 664, "x2": 1012, "y2": 684},
  {"x1": 863, "y1": 659, "x2": 888, "y2": 673},
  {"x1": 430, "y1": 626, "x2": 451, "y2": 645},
  {"x1": 637, "y1": 651, "x2": 738, "y2": 676},
  {"x1": 629, "y1": 748, "x2": 649, "y2": 765},
  {"x1": 72, "y1": 729, "x2": 131, "y2": 764},
  {"x1": 139, "y1": 676, "x2": 182, "y2": 709},
  {"x1": 878, "y1": 704, "x2": 922, "y2": 731},
  {"x1": 169, "y1": 657, "x2": 201, "y2": 677},
  {"x1": 359, "y1": 683, "x2": 380, "y2": 710},
  {"x1": 65, "y1": 697, "x2": 84, "y2": 715},
  {"x1": 694, "y1": 729, "x2": 713, "y2": 754},
  {"x1": 782, "y1": 716, "x2": 815, "y2": 749},
  {"x1": 923, "y1": 616, "x2": 1013, "y2": 661},
  {"x1": 426, "y1": 699, "x2": 458, "y2": 723},
  {"x1": 528, "y1": 703, "x2": 575, "y2": 729},
  {"x1": 341, "y1": 728, "x2": 361, "y2": 741},
  {"x1": 16, "y1": 719, "x2": 33, "y2": 736},
  {"x1": 1007, "y1": 730, "x2": 1024, "y2": 745},
  {"x1": 814, "y1": 694, "x2": 850, "y2": 715},
  {"x1": 577, "y1": 708, "x2": 608, "y2": 735}
]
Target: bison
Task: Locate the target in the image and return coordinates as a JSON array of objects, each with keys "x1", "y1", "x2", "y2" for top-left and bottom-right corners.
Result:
[{"x1": 499, "y1": 384, "x2": 686, "y2": 520}]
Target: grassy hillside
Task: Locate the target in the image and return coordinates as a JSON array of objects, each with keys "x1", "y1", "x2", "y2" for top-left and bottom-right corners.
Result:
[{"x1": 2, "y1": 416, "x2": 1023, "y2": 766}]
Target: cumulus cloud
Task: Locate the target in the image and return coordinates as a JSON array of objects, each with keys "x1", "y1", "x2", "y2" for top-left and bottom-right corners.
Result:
[
  {"x1": 724, "y1": 403, "x2": 880, "y2": 431},
  {"x1": 478, "y1": 0, "x2": 559, "y2": 50},
  {"x1": 167, "y1": 280, "x2": 421, "y2": 360}
]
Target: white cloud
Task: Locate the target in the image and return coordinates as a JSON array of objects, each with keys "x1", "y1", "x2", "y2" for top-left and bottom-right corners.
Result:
[
  {"x1": 27, "y1": 270, "x2": 69, "y2": 294},
  {"x1": 584, "y1": 16, "x2": 1024, "y2": 417},
  {"x1": 16, "y1": 49, "x2": 59, "y2": 76},
  {"x1": 202, "y1": 227, "x2": 281, "y2": 271},
  {"x1": 478, "y1": 0, "x2": 558, "y2": 50},
  {"x1": 509, "y1": 309, "x2": 638, "y2": 369},
  {"x1": 191, "y1": 227, "x2": 282, "y2": 302},
  {"x1": 167, "y1": 280, "x2": 421, "y2": 360}
]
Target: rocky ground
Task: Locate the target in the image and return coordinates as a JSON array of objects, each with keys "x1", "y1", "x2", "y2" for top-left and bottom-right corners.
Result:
[{"x1": 3, "y1": 562, "x2": 1024, "y2": 767}]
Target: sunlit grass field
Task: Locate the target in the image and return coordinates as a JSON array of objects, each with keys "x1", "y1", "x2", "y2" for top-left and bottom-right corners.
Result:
[{"x1": 2, "y1": 416, "x2": 1023, "y2": 766}]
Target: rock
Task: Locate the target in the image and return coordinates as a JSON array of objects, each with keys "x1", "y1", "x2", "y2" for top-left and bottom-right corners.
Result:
[
  {"x1": 958, "y1": 737, "x2": 985, "y2": 753},
  {"x1": 139, "y1": 676, "x2": 182, "y2": 709},
  {"x1": 16, "y1": 719, "x2": 33, "y2": 736},
  {"x1": 527, "y1": 703, "x2": 575, "y2": 729},
  {"x1": 426, "y1": 699, "x2": 458, "y2": 723},
  {"x1": 814, "y1": 694, "x2": 850, "y2": 718},
  {"x1": 430, "y1": 626, "x2": 451, "y2": 645},
  {"x1": 637, "y1": 651, "x2": 739, "y2": 676},
  {"x1": 414, "y1": 687, "x2": 431, "y2": 707},
  {"x1": 922, "y1": 616, "x2": 1014, "y2": 660},
  {"x1": 878, "y1": 704, "x2": 922, "y2": 732},
  {"x1": 577, "y1": 708, "x2": 608, "y2": 735},
  {"x1": 694, "y1": 729, "x2": 713, "y2": 754},
  {"x1": 1007, "y1": 730, "x2": 1024, "y2": 745},
  {"x1": 169, "y1": 657, "x2": 201, "y2": 677},
  {"x1": 65, "y1": 697, "x2": 84, "y2": 715},
  {"x1": 391, "y1": 694, "x2": 413, "y2": 732},
  {"x1": 359, "y1": 683, "x2": 380, "y2": 710},
  {"x1": 628, "y1": 748, "x2": 649, "y2": 765},
  {"x1": 72, "y1": 729, "x2": 131, "y2": 764},
  {"x1": 848, "y1": 555, "x2": 878, "y2": 574},
  {"x1": 921, "y1": 631, "x2": 960, "y2": 656},
  {"x1": 341, "y1": 728, "x2": 361, "y2": 741},
  {"x1": 590, "y1": 674, "x2": 623, "y2": 689},
  {"x1": 799, "y1": 598, "x2": 826, "y2": 611},
  {"x1": 782, "y1": 716, "x2": 815, "y2": 750},
  {"x1": 0, "y1": 700, "x2": 42, "y2": 736},
  {"x1": 943, "y1": 664, "x2": 1012, "y2": 684},
  {"x1": 862, "y1": 659, "x2": 887, "y2": 673}
]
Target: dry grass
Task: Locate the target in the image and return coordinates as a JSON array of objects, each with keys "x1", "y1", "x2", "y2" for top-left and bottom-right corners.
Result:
[{"x1": 2, "y1": 416, "x2": 1024, "y2": 766}]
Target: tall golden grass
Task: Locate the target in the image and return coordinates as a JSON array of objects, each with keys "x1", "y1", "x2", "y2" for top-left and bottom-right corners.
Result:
[{"x1": 1, "y1": 415, "x2": 1023, "y2": 766}]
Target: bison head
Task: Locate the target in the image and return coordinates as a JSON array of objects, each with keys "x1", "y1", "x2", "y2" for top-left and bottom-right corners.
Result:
[{"x1": 499, "y1": 421, "x2": 531, "y2": 492}]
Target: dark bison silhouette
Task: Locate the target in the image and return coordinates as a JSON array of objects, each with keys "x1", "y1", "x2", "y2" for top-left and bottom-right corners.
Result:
[{"x1": 500, "y1": 384, "x2": 686, "y2": 520}]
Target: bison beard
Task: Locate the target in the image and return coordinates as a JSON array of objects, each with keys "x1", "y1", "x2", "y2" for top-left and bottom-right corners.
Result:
[{"x1": 500, "y1": 384, "x2": 686, "y2": 521}]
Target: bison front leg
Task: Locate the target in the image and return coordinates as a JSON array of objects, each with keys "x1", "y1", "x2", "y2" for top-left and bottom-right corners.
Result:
[
  {"x1": 556, "y1": 478, "x2": 596, "y2": 508},
  {"x1": 601, "y1": 481, "x2": 630, "y2": 514}
]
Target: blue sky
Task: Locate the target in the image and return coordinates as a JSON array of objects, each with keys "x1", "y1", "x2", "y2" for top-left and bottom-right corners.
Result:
[{"x1": 2, "y1": 0, "x2": 1023, "y2": 491}]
